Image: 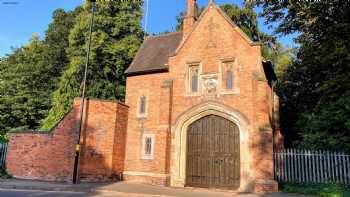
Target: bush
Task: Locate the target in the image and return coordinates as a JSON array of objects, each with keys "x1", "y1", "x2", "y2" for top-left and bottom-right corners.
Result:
[{"x1": 0, "y1": 167, "x2": 12, "y2": 179}]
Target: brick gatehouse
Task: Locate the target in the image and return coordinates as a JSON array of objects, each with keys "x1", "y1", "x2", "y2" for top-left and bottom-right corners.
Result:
[
  {"x1": 123, "y1": 0, "x2": 281, "y2": 192},
  {"x1": 6, "y1": 0, "x2": 281, "y2": 193}
]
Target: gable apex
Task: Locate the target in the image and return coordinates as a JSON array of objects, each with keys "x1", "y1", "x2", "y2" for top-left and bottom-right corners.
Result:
[{"x1": 172, "y1": 2, "x2": 260, "y2": 56}]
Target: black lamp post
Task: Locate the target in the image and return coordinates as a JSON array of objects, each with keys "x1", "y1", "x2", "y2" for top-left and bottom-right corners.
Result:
[{"x1": 73, "y1": 0, "x2": 96, "y2": 184}]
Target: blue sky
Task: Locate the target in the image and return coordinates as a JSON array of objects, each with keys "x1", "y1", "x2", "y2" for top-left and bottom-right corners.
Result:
[{"x1": 0, "y1": 0, "x2": 296, "y2": 57}]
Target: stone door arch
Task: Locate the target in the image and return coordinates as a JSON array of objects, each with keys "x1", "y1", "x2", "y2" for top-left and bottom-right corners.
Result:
[{"x1": 170, "y1": 101, "x2": 252, "y2": 192}]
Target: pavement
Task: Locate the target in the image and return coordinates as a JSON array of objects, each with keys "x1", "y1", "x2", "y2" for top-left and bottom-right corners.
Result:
[
  {"x1": 0, "y1": 179, "x2": 306, "y2": 197},
  {"x1": 0, "y1": 189, "x2": 87, "y2": 197}
]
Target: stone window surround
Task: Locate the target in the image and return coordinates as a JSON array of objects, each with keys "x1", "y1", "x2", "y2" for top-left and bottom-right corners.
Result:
[
  {"x1": 186, "y1": 61, "x2": 202, "y2": 96},
  {"x1": 170, "y1": 101, "x2": 252, "y2": 192},
  {"x1": 141, "y1": 133, "x2": 155, "y2": 160}
]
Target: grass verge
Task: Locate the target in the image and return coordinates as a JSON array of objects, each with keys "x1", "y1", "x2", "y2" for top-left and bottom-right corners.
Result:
[{"x1": 281, "y1": 183, "x2": 350, "y2": 197}]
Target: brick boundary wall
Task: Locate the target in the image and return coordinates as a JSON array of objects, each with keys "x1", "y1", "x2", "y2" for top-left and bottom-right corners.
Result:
[
  {"x1": 6, "y1": 98, "x2": 128, "y2": 182},
  {"x1": 79, "y1": 99, "x2": 129, "y2": 181}
]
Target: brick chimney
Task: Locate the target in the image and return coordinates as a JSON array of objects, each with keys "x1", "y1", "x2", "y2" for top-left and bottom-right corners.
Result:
[{"x1": 183, "y1": 0, "x2": 197, "y2": 38}]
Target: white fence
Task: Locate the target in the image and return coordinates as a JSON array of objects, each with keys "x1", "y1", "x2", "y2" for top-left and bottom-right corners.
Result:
[
  {"x1": 274, "y1": 149, "x2": 350, "y2": 184},
  {"x1": 0, "y1": 143, "x2": 7, "y2": 167}
]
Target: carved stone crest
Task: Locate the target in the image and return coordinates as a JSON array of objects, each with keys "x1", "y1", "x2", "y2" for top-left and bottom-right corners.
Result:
[{"x1": 201, "y1": 74, "x2": 218, "y2": 94}]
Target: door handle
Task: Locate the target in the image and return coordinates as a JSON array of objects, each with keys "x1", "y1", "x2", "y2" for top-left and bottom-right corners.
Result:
[{"x1": 213, "y1": 159, "x2": 224, "y2": 164}]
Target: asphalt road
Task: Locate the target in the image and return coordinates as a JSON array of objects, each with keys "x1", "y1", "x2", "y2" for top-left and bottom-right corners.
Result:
[{"x1": 0, "y1": 189, "x2": 88, "y2": 197}]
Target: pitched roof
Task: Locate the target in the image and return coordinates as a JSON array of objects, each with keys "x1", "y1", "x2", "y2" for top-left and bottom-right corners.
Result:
[{"x1": 125, "y1": 32, "x2": 183, "y2": 75}]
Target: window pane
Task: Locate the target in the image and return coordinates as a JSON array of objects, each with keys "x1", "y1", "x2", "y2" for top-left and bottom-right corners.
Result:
[
  {"x1": 226, "y1": 69, "x2": 233, "y2": 89},
  {"x1": 145, "y1": 137, "x2": 152, "y2": 155},
  {"x1": 139, "y1": 96, "x2": 146, "y2": 114},
  {"x1": 191, "y1": 68, "x2": 198, "y2": 92}
]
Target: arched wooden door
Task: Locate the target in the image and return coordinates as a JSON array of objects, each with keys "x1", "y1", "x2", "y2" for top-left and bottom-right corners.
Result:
[{"x1": 186, "y1": 115, "x2": 240, "y2": 189}]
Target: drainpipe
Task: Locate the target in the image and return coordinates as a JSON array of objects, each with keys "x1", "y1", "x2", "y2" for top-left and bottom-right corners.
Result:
[
  {"x1": 168, "y1": 80, "x2": 173, "y2": 175},
  {"x1": 162, "y1": 79, "x2": 173, "y2": 175},
  {"x1": 271, "y1": 80, "x2": 276, "y2": 152},
  {"x1": 168, "y1": 80, "x2": 173, "y2": 132},
  {"x1": 272, "y1": 78, "x2": 279, "y2": 154},
  {"x1": 271, "y1": 80, "x2": 277, "y2": 180},
  {"x1": 73, "y1": 0, "x2": 96, "y2": 184}
]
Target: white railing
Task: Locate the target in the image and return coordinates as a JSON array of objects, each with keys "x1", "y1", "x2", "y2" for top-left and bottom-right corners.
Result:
[
  {"x1": 0, "y1": 143, "x2": 7, "y2": 168},
  {"x1": 274, "y1": 149, "x2": 350, "y2": 184}
]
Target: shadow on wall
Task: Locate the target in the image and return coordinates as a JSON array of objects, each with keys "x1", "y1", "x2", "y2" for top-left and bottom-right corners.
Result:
[{"x1": 5, "y1": 98, "x2": 128, "y2": 183}]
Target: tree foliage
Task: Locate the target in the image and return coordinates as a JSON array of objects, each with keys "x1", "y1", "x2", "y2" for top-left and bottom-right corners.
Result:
[
  {"x1": 0, "y1": 8, "x2": 80, "y2": 140},
  {"x1": 40, "y1": 0, "x2": 144, "y2": 130},
  {"x1": 254, "y1": 0, "x2": 350, "y2": 152},
  {"x1": 0, "y1": 36, "x2": 47, "y2": 136}
]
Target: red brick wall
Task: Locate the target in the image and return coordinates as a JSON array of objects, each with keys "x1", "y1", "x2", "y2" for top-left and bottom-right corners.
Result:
[
  {"x1": 78, "y1": 99, "x2": 128, "y2": 181},
  {"x1": 112, "y1": 103, "x2": 129, "y2": 178},
  {"x1": 6, "y1": 98, "x2": 128, "y2": 182},
  {"x1": 125, "y1": 72, "x2": 171, "y2": 176},
  {"x1": 6, "y1": 102, "x2": 80, "y2": 182}
]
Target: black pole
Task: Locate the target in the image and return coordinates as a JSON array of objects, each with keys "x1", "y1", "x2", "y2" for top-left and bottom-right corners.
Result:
[{"x1": 73, "y1": 0, "x2": 96, "y2": 184}]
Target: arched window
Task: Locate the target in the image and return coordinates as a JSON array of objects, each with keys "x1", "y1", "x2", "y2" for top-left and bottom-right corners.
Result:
[
  {"x1": 226, "y1": 66, "x2": 233, "y2": 90},
  {"x1": 190, "y1": 66, "x2": 199, "y2": 93},
  {"x1": 139, "y1": 95, "x2": 146, "y2": 114}
]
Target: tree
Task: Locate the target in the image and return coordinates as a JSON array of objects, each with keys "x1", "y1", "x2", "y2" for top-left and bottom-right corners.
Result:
[
  {"x1": 41, "y1": 0, "x2": 144, "y2": 130},
  {"x1": 254, "y1": 0, "x2": 350, "y2": 151},
  {"x1": 0, "y1": 35, "x2": 48, "y2": 137},
  {"x1": 43, "y1": 7, "x2": 83, "y2": 88},
  {"x1": 0, "y1": 7, "x2": 81, "y2": 139}
]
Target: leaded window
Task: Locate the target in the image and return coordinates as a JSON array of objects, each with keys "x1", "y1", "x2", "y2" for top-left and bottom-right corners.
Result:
[
  {"x1": 139, "y1": 95, "x2": 146, "y2": 114},
  {"x1": 190, "y1": 66, "x2": 199, "y2": 93},
  {"x1": 141, "y1": 134, "x2": 154, "y2": 160},
  {"x1": 145, "y1": 137, "x2": 152, "y2": 155},
  {"x1": 226, "y1": 65, "x2": 233, "y2": 90}
]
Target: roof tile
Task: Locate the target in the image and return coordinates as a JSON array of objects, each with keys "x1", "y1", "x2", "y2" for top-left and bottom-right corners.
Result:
[{"x1": 125, "y1": 32, "x2": 183, "y2": 75}]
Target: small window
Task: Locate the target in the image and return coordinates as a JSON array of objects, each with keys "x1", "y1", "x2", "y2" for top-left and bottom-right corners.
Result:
[
  {"x1": 145, "y1": 137, "x2": 152, "y2": 155},
  {"x1": 226, "y1": 65, "x2": 233, "y2": 90},
  {"x1": 139, "y1": 95, "x2": 146, "y2": 115},
  {"x1": 190, "y1": 65, "x2": 199, "y2": 93},
  {"x1": 141, "y1": 134, "x2": 154, "y2": 160}
]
